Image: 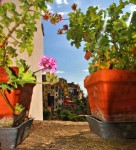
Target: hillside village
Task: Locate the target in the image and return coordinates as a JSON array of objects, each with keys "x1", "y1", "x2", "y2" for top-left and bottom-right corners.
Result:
[{"x1": 42, "y1": 75, "x2": 88, "y2": 120}]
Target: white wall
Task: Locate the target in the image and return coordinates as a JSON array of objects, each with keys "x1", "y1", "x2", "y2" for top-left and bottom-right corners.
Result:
[{"x1": 28, "y1": 22, "x2": 43, "y2": 120}]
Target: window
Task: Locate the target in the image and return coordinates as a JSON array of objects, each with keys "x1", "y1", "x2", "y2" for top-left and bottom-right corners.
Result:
[{"x1": 41, "y1": 23, "x2": 45, "y2": 36}]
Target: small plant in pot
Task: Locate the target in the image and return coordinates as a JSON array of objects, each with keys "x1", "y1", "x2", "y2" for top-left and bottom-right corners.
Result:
[
  {"x1": 59, "y1": 0, "x2": 136, "y2": 121},
  {"x1": 0, "y1": 0, "x2": 60, "y2": 128}
]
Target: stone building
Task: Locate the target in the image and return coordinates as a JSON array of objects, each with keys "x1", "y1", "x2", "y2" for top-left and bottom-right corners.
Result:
[
  {"x1": 68, "y1": 82, "x2": 83, "y2": 100},
  {"x1": 42, "y1": 76, "x2": 84, "y2": 112}
]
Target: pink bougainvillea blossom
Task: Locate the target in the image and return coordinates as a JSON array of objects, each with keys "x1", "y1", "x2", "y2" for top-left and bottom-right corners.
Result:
[{"x1": 39, "y1": 56, "x2": 57, "y2": 73}]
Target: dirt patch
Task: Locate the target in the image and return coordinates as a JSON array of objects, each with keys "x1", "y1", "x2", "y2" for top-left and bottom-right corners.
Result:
[{"x1": 15, "y1": 120, "x2": 136, "y2": 150}]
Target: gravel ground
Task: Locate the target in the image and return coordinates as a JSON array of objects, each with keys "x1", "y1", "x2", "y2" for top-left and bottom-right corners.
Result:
[{"x1": 15, "y1": 120, "x2": 136, "y2": 150}]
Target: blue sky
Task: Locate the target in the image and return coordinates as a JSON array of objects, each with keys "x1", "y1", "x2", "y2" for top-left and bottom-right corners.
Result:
[{"x1": 42, "y1": 0, "x2": 134, "y2": 95}]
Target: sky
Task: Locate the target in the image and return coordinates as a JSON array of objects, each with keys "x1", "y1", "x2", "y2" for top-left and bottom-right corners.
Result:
[{"x1": 42, "y1": 0, "x2": 134, "y2": 96}]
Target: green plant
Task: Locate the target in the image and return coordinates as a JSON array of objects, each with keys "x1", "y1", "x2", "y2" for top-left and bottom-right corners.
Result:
[
  {"x1": 14, "y1": 103, "x2": 25, "y2": 115},
  {"x1": 0, "y1": 0, "x2": 60, "y2": 89},
  {"x1": 0, "y1": 0, "x2": 44, "y2": 66},
  {"x1": 0, "y1": 0, "x2": 60, "y2": 125},
  {"x1": 74, "y1": 99, "x2": 84, "y2": 114},
  {"x1": 43, "y1": 109, "x2": 51, "y2": 120},
  {"x1": 56, "y1": 108, "x2": 61, "y2": 117},
  {"x1": 59, "y1": 0, "x2": 136, "y2": 73},
  {"x1": 59, "y1": 109, "x2": 75, "y2": 121}
]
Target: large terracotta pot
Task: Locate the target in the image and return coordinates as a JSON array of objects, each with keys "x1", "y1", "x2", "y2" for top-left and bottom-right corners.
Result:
[
  {"x1": 0, "y1": 67, "x2": 20, "y2": 119},
  {"x1": 84, "y1": 69, "x2": 136, "y2": 121},
  {"x1": 0, "y1": 67, "x2": 35, "y2": 120}
]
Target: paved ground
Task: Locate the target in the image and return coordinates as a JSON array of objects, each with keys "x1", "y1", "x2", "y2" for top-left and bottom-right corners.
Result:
[{"x1": 15, "y1": 120, "x2": 136, "y2": 150}]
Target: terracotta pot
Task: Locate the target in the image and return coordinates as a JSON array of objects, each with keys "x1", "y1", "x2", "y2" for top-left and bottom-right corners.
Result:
[
  {"x1": 0, "y1": 67, "x2": 20, "y2": 119},
  {"x1": 0, "y1": 67, "x2": 18, "y2": 82},
  {"x1": 84, "y1": 69, "x2": 136, "y2": 121},
  {"x1": 18, "y1": 83, "x2": 35, "y2": 111}
]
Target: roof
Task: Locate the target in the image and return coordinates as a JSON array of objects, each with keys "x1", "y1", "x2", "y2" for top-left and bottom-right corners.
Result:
[{"x1": 64, "y1": 99, "x2": 75, "y2": 103}]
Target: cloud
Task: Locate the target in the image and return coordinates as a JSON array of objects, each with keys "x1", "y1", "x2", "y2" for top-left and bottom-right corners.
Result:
[
  {"x1": 58, "y1": 11, "x2": 68, "y2": 16},
  {"x1": 63, "y1": 0, "x2": 68, "y2": 5},
  {"x1": 47, "y1": 4, "x2": 52, "y2": 11},
  {"x1": 41, "y1": 4, "x2": 54, "y2": 15},
  {"x1": 82, "y1": 69, "x2": 89, "y2": 72},
  {"x1": 41, "y1": 10, "x2": 45, "y2": 15},
  {"x1": 56, "y1": 0, "x2": 62, "y2": 4},
  {"x1": 47, "y1": 4, "x2": 54, "y2": 13},
  {"x1": 130, "y1": 5, "x2": 136, "y2": 11},
  {"x1": 56, "y1": 70, "x2": 64, "y2": 74},
  {"x1": 55, "y1": 0, "x2": 68, "y2": 5}
]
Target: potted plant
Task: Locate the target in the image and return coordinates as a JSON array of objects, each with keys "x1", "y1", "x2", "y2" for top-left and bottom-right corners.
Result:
[
  {"x1": 0, "y1": 0, "x2": 60, "y2": 148},
  {"x1": 58, "y1": 0, "x2": 136, "y2": 121}
]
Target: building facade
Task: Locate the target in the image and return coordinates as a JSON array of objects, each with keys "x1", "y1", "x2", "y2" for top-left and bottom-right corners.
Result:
[{"x1": 42, "y1": 75, "x2": 84, "y2": 112}]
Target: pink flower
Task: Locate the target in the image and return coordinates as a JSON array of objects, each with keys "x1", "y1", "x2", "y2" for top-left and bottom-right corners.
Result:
[{"x1": 39, "y1": 56, "x2": 57, "y2": 73}]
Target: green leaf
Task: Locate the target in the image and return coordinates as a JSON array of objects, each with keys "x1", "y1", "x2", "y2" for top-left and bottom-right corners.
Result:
[
  {"x1": 16, "y1": 29, "x2": 23, "y2": 39},
  {"x1": 19, "y1": 43, "x2": 25, "y2": 53},
  {"x1": 45, "y1": 0, "x2": 54, "y2": 3},
  {"x1": 99, "y1": 36, "x2": 110, "y2": 47},
  {"x1": 129, "y1": 0, "x2": 136, "y2": 4},
  {"x1": 6, "y1": 68, "x2": 16, "y2": 80},
  {"x1": 6, "y1": 46, "x2": 17, "y2": 57},
  {"x1": 16, "y1": 59, "x2": 30, "y2": 72},
  {"x1": 0, "y1": 84, "x2": 13, "y2": 91},
  {"x1": 20, "y1": 71, "x2": 36, "y2": 82},
  {"x1": 26, "y1": 43, "x2": 34, "y2": 56},
  {"x1": 45, "y1": 72, "x2": 59, "y2": 84}
]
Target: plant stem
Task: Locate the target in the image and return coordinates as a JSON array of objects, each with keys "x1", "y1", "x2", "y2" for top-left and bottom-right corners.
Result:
[
  {"x1": 28, "y1": 9, "x2": 37, "y2": 13},
  {"x1": 2, "y1": 46, "x2": 7, "y2": 67},
  {"x1": 2, "y1": 8, "x2": 31, "y2": 66},
  {"x1": 0, "y1": 89, "x2": 14, "y2": 112},
  {"x1": 10, "y1": 35, "x2": 20, "y2": 44},
  {"x1": 111, "y1": 32, "x2": 118, "y2": 51},
  {"x1": 33, "y1": 68, "x2": 44, "y2": 74}
]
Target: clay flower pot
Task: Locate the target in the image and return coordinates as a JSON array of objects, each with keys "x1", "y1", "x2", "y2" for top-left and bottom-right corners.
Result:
[
  {"x1": 84, "y1": 69, "x2": 136, "y2": 121},
  {"x1": 0, "y1": 67, "x2": 18, "y2": 82},
  {"x1": 18, "y1": 83, "x2": 35, "y2": 111},
  {"x1": 0, "y1": 67, "x2": 35, "y2": 126},
  {"x1": 0, "y1": 67, "x2": 20, "y2": 121}
]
